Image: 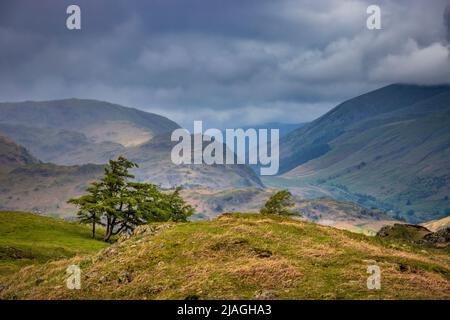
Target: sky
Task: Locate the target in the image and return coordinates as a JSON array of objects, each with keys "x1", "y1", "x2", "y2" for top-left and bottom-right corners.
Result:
[{"x1": 0, "y1": 0, "x2": 449, "y2": 128}]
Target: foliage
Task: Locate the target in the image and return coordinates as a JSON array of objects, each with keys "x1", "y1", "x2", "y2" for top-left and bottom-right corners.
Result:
[
  {"x1": 68, "y1": 156, "x2": 194, "y2": 241},
  {"x1": 260, "y1": 190, "x2": 297, "y2": 216}
]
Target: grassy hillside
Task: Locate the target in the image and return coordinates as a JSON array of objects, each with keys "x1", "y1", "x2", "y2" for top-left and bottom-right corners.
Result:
[
  {"x1": 280, "y1": 84, "x2": 450, "y2": 173},
  {"x1": 184, "y1": 188, "x2": 396, "y2": 234},
  {"x1": 1, "y1": 213, "x2": 448, "y2": 299},
  {"x1": 0, "y1": 212, "x2": 108, "y2": 276},
  {"x1": 423, "y1": 216, "x2": 450, "y2": 232},
  {"x1": 279, "y1": 84, "x2": 450, "y2": 222}
]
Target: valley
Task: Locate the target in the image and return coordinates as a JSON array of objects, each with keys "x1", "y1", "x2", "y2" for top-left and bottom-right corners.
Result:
[
  {"x1": 0, "y1": 85, "x2": 449, "y2": 300},
  {"x1": 2, "y1": 85, "x2": 450, "y2": 229},
  {"x1": 278, "y1": 84, "x2": 450, "y2": 223}
]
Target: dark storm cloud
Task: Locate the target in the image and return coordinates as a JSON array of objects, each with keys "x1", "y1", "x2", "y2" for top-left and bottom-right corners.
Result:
[
  {"x1": 0, "y1": 0, "x2": 449, "y2": 128},
  {"x1": 445, "y1": 4, "x2": 450, "y2": 42}
]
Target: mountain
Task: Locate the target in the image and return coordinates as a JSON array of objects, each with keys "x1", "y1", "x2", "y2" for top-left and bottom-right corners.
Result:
[
  {"x1": 278, "y1": 84, "x2": 450, "y2": 223},
  {"x1": 242, "y1": 122, "x2": 306, "y2": 138},
  {"x1": 0, "y1": 133, "x2": 104, "y2": 217},
  {"x1": 125, "y1": 133, "x2": 264, "y2": 189},
  {"x1": 0, "y1": 99, "x2": 263, "y2": 190},
  {"x1": 423, "y1": 216, "x2": 450, "y2": 232},
  {"x1": 0, "y1": 99, "x2": 179, "y2": 165},
  {"x1": 0, "y1": 163, "x2": 104, "y2": 217},
  {"x1": 0, "y1": 134, "x2": 38, "y2": 170},
  {"x1": 0, "y1": 132, "x2": 262, "y2": 217},
  {"x1": 1, "y1": 213, "x2": 448, "y2": 299}
]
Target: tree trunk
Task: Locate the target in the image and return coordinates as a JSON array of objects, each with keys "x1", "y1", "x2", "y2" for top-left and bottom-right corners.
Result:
[
  {"x1": 104, "y1": 228, "x2": 112, "y2": 242},
  {"x1": 104, "y1": 216, "x2": 116, "y2": 242},
  {"x1": 92, "y1": 214, "x2": 96, "y2": 239},
  {"x1": 104, "y1": 216, "x2": 111, "y2": 241}
]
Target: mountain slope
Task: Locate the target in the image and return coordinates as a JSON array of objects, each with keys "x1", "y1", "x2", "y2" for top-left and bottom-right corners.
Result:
[
  {"x1": 280, "y1": 84, "x2": 450, "y2": 173},
  {"x1": 423, "y1": 216, "x2": 450, "y2": 232},
  {"x1": 0, "y1": 132, "x2": 262, "y2": 217},
  {"x1": 125, "y1": 133, "x2": 263, "y2": 189},
  {"x1": 0, "y1": 134, "x2": 38, "y2": 170},
  {"x1": 0, "y1": 99, "x2": 179, "y2": 164},
  {"x1": 1, "y1": 213, "x2": 448, "y2": 299},
  {"x1": 0, "y1": 134, "x2": 104, "y2": 217},
  {"x1": 0, "y1": 211, "x2": 107, "y2": 276},
  {"x1": 242, "y1": 122, "x2": 306, "y2": 138},
  {"x1": 0, "y1": 163, "x2": 104, "y2": 216},
  {"x1": 279, "y1": 84, "x2": 450, "y2": 222},
  {"x1": 0, "y1": 99, "x2": 263, "y2": 190}
]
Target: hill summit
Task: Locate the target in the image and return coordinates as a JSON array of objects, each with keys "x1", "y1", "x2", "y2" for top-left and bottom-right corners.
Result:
[{"x1": 1, "y1": 213, "x2": 448, "y2": 299}]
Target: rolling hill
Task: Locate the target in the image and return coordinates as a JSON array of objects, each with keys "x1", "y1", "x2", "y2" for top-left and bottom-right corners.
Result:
[
  {"x1": 0, "y1": 134, "x2": 38, "y2": 171},
  {"x1": 0, "y1": 211, "x2": 107, "y2": 276},
  {"x1": 0, "y1": 213, "x2": 448, "y2": 299},
  {"x1": 423, "y1": 216, "x2": 450, "y2": 232},
  {"x1": 0, "y1": 134, "x2": 104, "y2": 217},
  {"x1": 125, "y1": 133, "x2": 263, "y2": 189},
  {"x1": 0, "y1": 98, "x2": 179, "y2": 165},
  {"x1": 0, "y1": 132, "x2": 262, "y2": 217},
  {"x1": 278, "y1": 84, "x2": 450, "y2": 223},
  {"x1": 0, "y1": 99, "x2": 263, "y2": 191}
]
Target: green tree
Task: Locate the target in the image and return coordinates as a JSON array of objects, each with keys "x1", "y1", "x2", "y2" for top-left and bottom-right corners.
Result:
[
  {"x1": 68, "y1": 181, "x2": 103, "y2": 239},
  {"x1": 165, "y1": 187, "x2": 195, "y2": 222},
  {"x1": 100, "y1": 156, "x2": 138, "y2": 241},
  {"x1": 68, "y1": 156, "x2": 194, "y2": 241},
  {"x1": 260, "y1": 190, "x2": 297, "y2": 216}
]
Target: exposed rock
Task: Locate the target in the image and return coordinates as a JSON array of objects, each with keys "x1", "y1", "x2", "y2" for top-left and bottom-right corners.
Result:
[
  {"x1": 376, "y1": 224, "x2": 431, "y2": 241},
  {"x1": 117, "y1": 271, "x2": 133, "y2": 284},
  {"x1": 254, "y1": 289, "x2": 276, "y2": 299},
  {"x1": 423, "y1": 227, "x2": 450, "y2": 245},
  {"x1": 118, "y1": 224, "x2": 174, "y2": 242},
  {"x1": 377, "y1": 223, "x2": 449, "y2": 247}
]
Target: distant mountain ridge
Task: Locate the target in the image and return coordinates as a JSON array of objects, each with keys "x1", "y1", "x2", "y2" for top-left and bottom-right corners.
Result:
[
  {"x1": 278, "y1": 84, "x2": 450, "y2": 223},
  {"x1": 0, "y1": 98, "x2": 263, "y2": 193},
  {"x1": 0, "y1": 134, "x2": 38, "y2": 169},
  {"x1": 0, "y1": 99, "x2": 179, "y2": 164},
  {"x1": 125, "y1": 132, "x2": 264, "y2": 189},
  {"x1": 0, "y1": 133, "x2": 104, "y2": 216},
  {"x1": 280, "y1": 84, "x2": 450, "y2": 173},
  {"x1": 0, "y1": 98, "x2": 179, "y2": 135},
  {"x1": 242, "y1": 122, "x2": 306, "y2": 138}
]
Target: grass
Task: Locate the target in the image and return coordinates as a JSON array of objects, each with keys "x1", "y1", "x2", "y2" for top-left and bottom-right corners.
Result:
[
  {"x1": 0, "y1": 211, "x2": 108, "y2": 276},
  {"x1": 1, "y1": 213, "x2": 449, "y2": 299}
]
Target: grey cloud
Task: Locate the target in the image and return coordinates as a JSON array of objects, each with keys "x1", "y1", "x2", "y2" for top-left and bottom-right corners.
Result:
[
  {"x1": 445, "y1": 4, "x2": 450, "y2": 42},
  {"x1": 0, "y1": 0, "x2": 449, "y2": 128}
]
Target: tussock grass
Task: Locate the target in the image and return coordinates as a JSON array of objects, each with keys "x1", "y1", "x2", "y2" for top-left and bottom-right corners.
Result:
[{"x1": 0, "y1": 213, "x2": 449, "y2": 299}]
